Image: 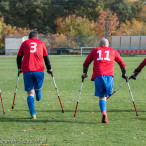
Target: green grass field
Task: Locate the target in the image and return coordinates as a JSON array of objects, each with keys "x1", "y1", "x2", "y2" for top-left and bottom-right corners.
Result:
[{"x1": 0, "y1": 56, "x2": 146, "y2": 146}]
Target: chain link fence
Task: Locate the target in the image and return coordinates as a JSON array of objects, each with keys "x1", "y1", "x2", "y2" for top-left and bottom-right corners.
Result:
[
  {"x1": 1, "y1": 35, "x2": 146, "y2": 55},
  {"x1": 39, "y1": 35, "x2": 100, "y2": 55}
]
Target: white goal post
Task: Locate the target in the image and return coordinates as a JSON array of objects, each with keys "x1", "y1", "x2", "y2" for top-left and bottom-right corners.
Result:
[{"x1": 80, "y1": 47, "x2": 96, "y2": 56}]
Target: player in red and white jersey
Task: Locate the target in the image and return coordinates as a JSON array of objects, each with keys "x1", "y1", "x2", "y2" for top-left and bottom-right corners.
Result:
[
  {"x1": 82, "y1": 38, "x2": 128, "y2": 123},
  {"x1": 130, "y1": 58, "x2": 146, "y2": 80},
  {"x1": 17, "y1": 31, "x2": 52, "y2": 119}
]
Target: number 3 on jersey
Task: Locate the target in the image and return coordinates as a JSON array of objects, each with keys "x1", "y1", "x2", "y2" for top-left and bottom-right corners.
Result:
[
  {"x1": 97, "y1": 50, "x2": 110, "y2": 61},
  {"x1": 30, "y1": 42, "x2": 37, "y2": 53}
]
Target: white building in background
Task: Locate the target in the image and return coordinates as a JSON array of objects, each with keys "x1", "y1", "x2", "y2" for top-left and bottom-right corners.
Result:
[
  {"x1": 111, "y1": 36, "x2": 146, "y2": 50},
  {"x1": 5, "y1": 36, "x2": 28, "y2": 55}
]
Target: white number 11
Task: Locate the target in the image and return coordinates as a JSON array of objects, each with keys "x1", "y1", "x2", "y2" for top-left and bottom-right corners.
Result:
[{"x1": 97, "y1": 50, "x2": 110, "y2": 61}]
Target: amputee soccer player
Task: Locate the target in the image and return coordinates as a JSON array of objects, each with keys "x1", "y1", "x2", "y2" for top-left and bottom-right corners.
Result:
[
  {"x1": 17, "y1": 31, "x2": 52, "y2": 119},
  {"x1": 130, "y1": 58, "x2": 146, "y2": 80},
  {"x1": 82, "y1": 38, "x2": 128, "y2": 123}
]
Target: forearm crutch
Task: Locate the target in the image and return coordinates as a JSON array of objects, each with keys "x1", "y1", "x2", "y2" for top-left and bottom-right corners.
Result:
[
  {"x1": 51, "y1": 74, "x2": 64, "y2": 113},
  {"x1": 0, "y1": 89, "x2": 5, "y2": 114},
  {"x1": 74, "y1": 77, "x2": 84, "y2": 117},
  {"x1": 107, "y1": 81, "x2": 127, "y2": 100},
  {"x1": 126, "y1": 80, "x2": 138, "y2": 116},
  {"x1": 107, "y1": 76, "x2": 133, "y2": 100},
  {"x1": 12, "y1": 71, "x2": 20, "y2": 109}
]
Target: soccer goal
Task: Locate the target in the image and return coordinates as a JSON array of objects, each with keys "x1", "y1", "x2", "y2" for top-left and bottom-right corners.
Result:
[{"x1": 80, "y1": 47, "x2": 96, "y2": 56}]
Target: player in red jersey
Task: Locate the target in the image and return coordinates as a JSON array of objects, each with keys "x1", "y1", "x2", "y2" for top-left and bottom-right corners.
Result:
[
  {"x1": 17, "y1": 31, "x2": 52, "y2": 119},
  {"x1": 82, "y1": 38, "x2": 128, "y2": 123},
  {"x1": 130, "y1": 58, "x2": 146, "y2": 80}
]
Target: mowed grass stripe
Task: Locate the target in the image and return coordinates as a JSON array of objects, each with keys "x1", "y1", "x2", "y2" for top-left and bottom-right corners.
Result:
[{"x1": 0, "y1": 56, "x2": 146, "y2": 145}]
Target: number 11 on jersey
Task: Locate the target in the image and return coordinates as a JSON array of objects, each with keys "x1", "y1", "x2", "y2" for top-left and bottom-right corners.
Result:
[{"x1": 97, "y1": 50, "x2": 110, "y2": 61}]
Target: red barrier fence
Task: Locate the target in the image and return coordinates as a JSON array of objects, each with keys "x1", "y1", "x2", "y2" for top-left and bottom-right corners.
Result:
[{"x1": 117, "y1": 50, "x2": 146, "y2": 54}]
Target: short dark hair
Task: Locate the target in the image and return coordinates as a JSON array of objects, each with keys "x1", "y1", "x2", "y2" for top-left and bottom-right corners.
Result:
[{"x1": 29, "y1": 31, "x2": 38, "y2": 39}]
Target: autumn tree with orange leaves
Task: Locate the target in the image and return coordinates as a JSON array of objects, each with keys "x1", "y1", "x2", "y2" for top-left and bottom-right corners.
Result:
[
  {"x1": 0, "y1": 17, "x2": 30, "y2": 49},
  {"x1": 54, "y1": 14, "x2": 95, "y2": 36},
  {"x1": 92, "y1": 10, "x2": 122, "y2": 38},
  {"x1": 120, "y1": 18, "x2": 146, "y2": 35}
]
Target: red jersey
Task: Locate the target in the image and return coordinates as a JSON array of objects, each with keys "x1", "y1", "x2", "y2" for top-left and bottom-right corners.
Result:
[
  {"x1": 18, "y1": 38, "x2": 48, "y2": 74},
  {"x1": 83, "y1": 46, "x2": 126, "y2": 81},
  {"x1": 137, "y1": 58, "x2": 146, "y2": 71}
]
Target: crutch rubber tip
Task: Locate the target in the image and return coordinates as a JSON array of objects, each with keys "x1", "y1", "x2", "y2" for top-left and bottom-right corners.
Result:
[
  {"x1": 74, "y1": 115, "x2": 76, "y2": 117},
  {"x1": 62, "y1": 110, "x2": 64, "y2": 113},
  {"x1": 12, "y1": 106, "x2": 14, "y2": 109},
  {"x1": 3, "y1": 112, "x2": 5, "y2": 115},
  {"x1": 136, "y1": 114, "x2": 138, "y2": 116}
]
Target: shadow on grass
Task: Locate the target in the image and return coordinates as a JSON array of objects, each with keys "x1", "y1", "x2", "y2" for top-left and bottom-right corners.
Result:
[
  {"x1": 1, "y1": 109, "x2": 145, "y2": 123},
  {"x1": 135, "y1": 118, "x2": 146, "y2": 121},
  {"x1": 9, "y1": 109, "x2": 146, "y2": 113},
  {"x1": 0, "y1": 117, "x2": 97, "y2": 125},
  {"x1": 108, "y1": 109, "x2": 146, "y2": 113}
]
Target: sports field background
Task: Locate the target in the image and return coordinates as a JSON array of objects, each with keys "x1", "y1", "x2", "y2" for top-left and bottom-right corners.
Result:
[{"x1": 0, "y1": 56, "x2": 146, "y2": 146}]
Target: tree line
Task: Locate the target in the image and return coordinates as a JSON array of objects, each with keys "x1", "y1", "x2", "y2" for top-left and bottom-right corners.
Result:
[
  {"x1": 0, "y1": 0, "x2": 144, "y2": 33},
  {"x1": 0, "y1": 0, "x2": 145, "y2": 49}
]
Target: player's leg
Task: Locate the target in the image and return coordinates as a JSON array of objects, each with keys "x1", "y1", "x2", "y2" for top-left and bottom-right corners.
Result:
[
  {"x1": 35, "y1": 89, "x2": 41, "y2": 101},
  {"x1": 101, "y1": 75, "x2": 114, "y2": 123},
  {"x1": 33, "y1": 72, "x2": 44, "y2": 101},
  {"x1": 27, "y1": 90, "x2": 36, "y2": 119},
  {"x1": 99, "y1": 97, "x2": 108, "y2": 123},
  {"x1": 94, "y1": 76, "x2": 107, "y2": 112},
  {"x1": 23, "y1": 72, "x2": 36, "y2": 119},
  {"x1": 99, "y1": 97, "x2": 107, "y2": 113},
  {"x1": 94, "y1": 75, "x2": 113, "y2": 123},
  {"x1": 94, "y1": 76, "x2": 107, "y2": 123}
]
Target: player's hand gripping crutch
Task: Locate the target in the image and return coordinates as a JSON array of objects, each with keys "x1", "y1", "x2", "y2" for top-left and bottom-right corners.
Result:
[
  {"x1": 74, "y1": 76, "x2": 85, "y2": 117},
  {"x1": 0, "y1": 89, "x2": 5, "y2": 114},
  {"x1": 12, "y1": 70, "x2": 21, "y2": 109},
  {"x1": 51, "y1": 74, "x2": 64, "y2": 113},
  {"x1": 126, "y1": 79, "x2": 138, "y2": 116}
]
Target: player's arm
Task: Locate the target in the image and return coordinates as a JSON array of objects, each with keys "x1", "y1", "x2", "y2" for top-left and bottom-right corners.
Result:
[
  {"x1": 82, "y1": 50, "x2": 94, "y2": 78},
  {"x1": 115, "y1": 51, "x2": 128, "y2": 80},
  {"x1": 43, "y1": 56, "x2": 52, "y2": 75},
  {"x1": 130, "y1": 58, "x2": 146, "y2": 80},
  {"x1": 16, "y1": 55, "x2": 23, "y2": 74},
  {"x1": 43, "y1": 44, "x2": 53, "y2": 75},
  {"x1": 17, "y1": 43, "x2": 24, "y2": 74}
]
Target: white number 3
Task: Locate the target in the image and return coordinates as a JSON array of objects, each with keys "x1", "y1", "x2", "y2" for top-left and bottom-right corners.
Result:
[
  {"x1": 30, "y1": 42, "x2": 37, "y2": 53},
  {"x1": 97, "y1": 50, "x2": 110, "y2": 61}
]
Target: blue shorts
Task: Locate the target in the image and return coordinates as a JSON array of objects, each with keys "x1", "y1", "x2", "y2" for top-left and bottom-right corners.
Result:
[
  {"x1": 23, "y1": 72, "x2": 44, "y2": 91},
  {"x1": 94, "y1": 75, "x2": 114, "y2": 97}
]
